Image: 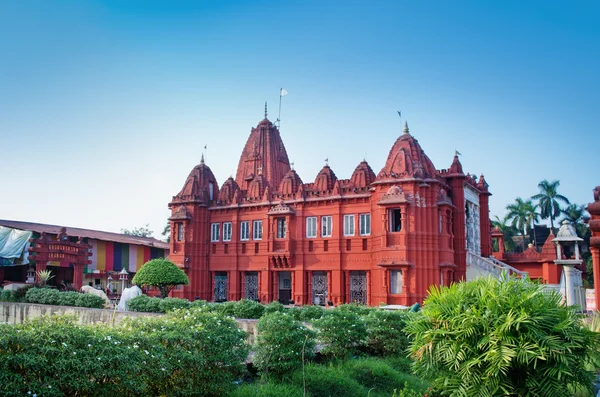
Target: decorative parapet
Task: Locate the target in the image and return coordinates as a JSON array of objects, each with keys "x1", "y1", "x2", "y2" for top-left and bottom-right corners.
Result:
[{"x1": 267, "y1": 202, "x2": 294, "y2": 216}]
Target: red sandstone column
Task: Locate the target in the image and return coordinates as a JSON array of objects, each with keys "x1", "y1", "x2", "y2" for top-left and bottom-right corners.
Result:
[
  {"x1": 479, "y1": 191, "x2": 492, "y2": 257},
  {"x1": 592, "y1": 248, "x2": 600, "y2": 311},
  {"x1": 449, "y1": 179, "x2": 466, "y2": 280},
  {"x1": 72, "y1": 264, "x2": 84, "y2": 290}
]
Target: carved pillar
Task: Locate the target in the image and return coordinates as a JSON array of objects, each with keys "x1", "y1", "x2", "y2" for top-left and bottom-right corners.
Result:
[{"x1": 73, "y1": 264, "x2": 85, "y2": 290}]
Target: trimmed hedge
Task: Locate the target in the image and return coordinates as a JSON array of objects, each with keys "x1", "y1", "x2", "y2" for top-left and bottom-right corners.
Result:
[
  {"x1": 25, "y1": 288, "x2": 104, "y2": 309},
  {"x1": 0, "y1": 308, "x2": 249, "y2": 396}
]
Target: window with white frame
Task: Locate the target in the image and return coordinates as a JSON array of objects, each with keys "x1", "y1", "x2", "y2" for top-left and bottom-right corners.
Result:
[
  {"x1": 253, "y1": 220, "x2": 263, "y2": 240},
  {"x1": 359, "y1": 213, "x2": 371, "y2": 236},
  {"x1": 223, "y1": 222, "x2": 232, "y2": 241},
  {"x1": 211, "y1": 223, "x2": 220, "y2": 242},
  {"x1": 390, "y1": 270, "x2": 403, "y2": 294},
  {"x1": 321, "y1": 216, "x2": 332, "y2": 237},
  {"x1": 240, "y1": 221, "x2": 249, "y2": 241},
  {"x1": 343, "y1": 214, "x2": 355, "y2": 236},
  {"x1": 277, "y1": 218, "x2": 286, "y2": 238},
  {"x1": 306, "y1": 217, "x2": 317, "y2": 238}
]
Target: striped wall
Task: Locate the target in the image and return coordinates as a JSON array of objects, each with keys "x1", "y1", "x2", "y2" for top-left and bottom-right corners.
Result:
[{"x1": 86, "y1": 239, "x2": 164, "y2": 274}]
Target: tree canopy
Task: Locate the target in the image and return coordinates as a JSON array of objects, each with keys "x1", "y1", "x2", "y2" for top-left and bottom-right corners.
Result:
[
  {"x1": 132, "y1": 258, "x2": 189, "y2": 298},
  {"x1": 121, "y1": 224, "x2": 154, "y2": 238},
  {"x1": 532, "y1": 179, "x2": 570, "y2": 230}
]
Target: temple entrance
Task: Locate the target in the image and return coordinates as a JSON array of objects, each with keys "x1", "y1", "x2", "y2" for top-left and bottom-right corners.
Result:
[
  {"x1": 349, "y1": 271, "x2": 367, "y2": 304},
  {"x1": 278, "y1": 271, "x2": 291, "y2": 304},
  {"x1": 245, "y1": 272, "x2": 259, "y2": 301},
  {"x1": 312, "y1": 271, "x2": 328, "y2": 305},
  {"x1": 214, "y1": 272, "x2": 228, "y2": 302}
]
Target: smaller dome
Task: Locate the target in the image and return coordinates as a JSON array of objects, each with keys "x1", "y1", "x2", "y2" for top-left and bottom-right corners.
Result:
[
  {"x1": 219, "y1": 177, "x2": 240, "y2": 205},
  {"x1": 314, "y1": 165, "x2": 337, "y2": 192},
  {"x1": 555, "y1": 220, "x2": 582, "y2": 241},
  {"x1": 387, "y1": 185, "x2": 403, "y2": 195},
  {"x1": 350, "y1": 161, "x2": 376, "y2": 188},
  {"x1": 247, "y1": 174, "x2": 269, "y2": 201},
  {"x1": 279, "y1": 169, "x2": 303, "y2": 197},
  {"x1": 172, "y1": 157, "x2": 219, "y2": 204}
]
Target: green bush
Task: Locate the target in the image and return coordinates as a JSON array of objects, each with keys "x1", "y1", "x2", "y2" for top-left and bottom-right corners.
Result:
[
  {"x1": 313, "y1": 309, "x2": 367, "y2": 359},
  {"x1": 336, "y1": 303, "x2": 372, "y2": 316},
  {"x1": 74, "y1": 293, "x2": 105, "y2": 309},
  {"x1": 131, "y1": 258, "x2": 189, "y2": 298},
  {"x1": 286, "y1": 306, "x2": 303, "y2": 321},
  {"x1": 230, "y1": 382, "x2": 304, "y2": 397},
  {"x1": 212, "y1": 301, "x2": 237, "y2": 316},
  {"x1": 363, "y1": 309, "x2": 413, "y2": 356},
  {"x1": 298, "y1": 304, "x2": 324, "y2": 321},
  {"x1": 382, "y1": 356, "x2": 415, "y2": 374},
  {"x1": 263, "y1": 300, "x2": 284, "y2": 315},
  {"x1": 406, "y1": 275, "x2": 600, "y2": 397},
  {"x1": 254, "y1": 311, "x2": 316, "y2": 379},
  {"x1": 0, "y1": 308, "x2": 249, "y2": 396},
  {"x1": 0, "y1": 289, "x2": 11, "y2": 302},
  {"x1": 234, "y1": 299, "x2": 265, "y2": 319},
  {"x1": 342, "y1": 357, "x2": 429, "y2": 396},
  {"x1": 292, "y1": 363, "x2": 366, "y2": 397},
  {"x1": 26, "y1": 287, "x2": 61, "y2": 305},
  {"x1": 127, "y1": 294, "x2": 161, "y2": 312},
  {"x1": 190, "y1": 299, "x2": 211, "y2": 309},
  {"x1": 24, "y1": 288, "x2": 105, "y2": 309},
  {"x1": 57, "y1": 291, "x2": 79, "y2": 306},
  {"x1": 158, "y1": 297, "x2": 191, "y2": 312}
]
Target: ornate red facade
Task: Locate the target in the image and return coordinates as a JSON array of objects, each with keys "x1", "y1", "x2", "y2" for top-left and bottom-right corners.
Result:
[{"x1": 168, "y1": 116, "x2": 493, "y2": 305}]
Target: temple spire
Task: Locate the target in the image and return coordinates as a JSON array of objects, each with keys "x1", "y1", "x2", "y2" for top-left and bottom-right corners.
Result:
[
  {"x1": 403, "y1": 121, "x2": 409, "y2": 134},
  {"x1": 200, "y1": 153, "x2": 204, "y2": 165}
]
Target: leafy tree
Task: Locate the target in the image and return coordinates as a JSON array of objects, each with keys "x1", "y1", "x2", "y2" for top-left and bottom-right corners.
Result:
[
  {"x1": 532, "y1": 179, "x2": 570, "y2": 230},
  {"x1": 131, "y1": 258, "x2": 189, "y2": 298},
  {"x1": 121, "y1": 224, "x2": 154, "y2": 238},
  {"x1": 562, "y1": 203, "x2": 591, "y2": 239},
  {"x1": 491, "y1": 215, "x2": 517, "y2": 252},
  {"x1": 406, "y1": 275, "x2": 599, "y2": 397},
  {"x1": 505, "y1": 198, "x2": 540, "y2": 247}
]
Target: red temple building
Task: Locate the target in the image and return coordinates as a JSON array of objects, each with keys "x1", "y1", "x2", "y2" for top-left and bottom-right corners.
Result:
[{"x1": 168, "y1": 113, "x2": 496, "y2": 306}]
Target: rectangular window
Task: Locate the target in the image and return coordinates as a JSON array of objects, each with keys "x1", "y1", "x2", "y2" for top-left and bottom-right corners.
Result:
[
  {"x1": 390, "y1": 270, "x2": 403, "y2": 294},
  {"x1": 390, "y1": 209, "x2": 402, "y2": 232},
  {"x1": 211, "y1": 223, "x2": 220, "y2": 242},
  {"x1": 359, "y1": 214, "x2": 371, "y2": 236},
  {"x1": 176, "y1": 222, "x2": 184, "y2": 242},
  {"x1": 321, "y1": 216, "x2": 332, "y2": 237},
  {"x1": 306, "y1": 217, "x2": 317, "y2": 238},
  {"x1": 308, "y1": 240, "x2": 314, "y2": 252},
  {"x1": 277, "y1": 218, "x2": 286, "y2": 239},
  {"x1": 223, "y1": 222, "x2": 232, "y2": 242},
  {"x1": 253, "y1": 220, "x2": 263, "y2": 240},
  {"x1": 343, "y1": 214, "x2": 355, "y2": 236},
  {"x1": 240, "y1": 221, "x2": 249, "y2": 241}
]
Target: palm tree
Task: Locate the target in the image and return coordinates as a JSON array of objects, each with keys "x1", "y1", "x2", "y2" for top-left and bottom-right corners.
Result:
[
  {"x1": 505, "y1": 198, "x2": 539, "y2": 249},
  {"x1": 491, "y1": 215, "x2": 517, "y2": 252},
  {"x1": 531, "y1": 179, "x2": 570, "y2": 231},
  {"x1": 561, "y1": 203, "x2": 590, "y2": 239},
  {"x1": 162, "y1": 223, "x2": 171, "y2": 243}
]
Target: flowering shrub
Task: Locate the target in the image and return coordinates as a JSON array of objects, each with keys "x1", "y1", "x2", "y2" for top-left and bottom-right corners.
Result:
[
  {"x1": 0, "y1": 308, "x2": 249, "y2": 396},
  {"x1": 158, "y1": 297, "x2": 191, "y2": 312},
  {"x1": 263, "y1": 300, "x2": 284, "y2": 315},
  {"x1": 234, "y1": 299, "x2": 265, "y2": 319},
  {"x1": 254, "y1": 311, "x2": 316, "y2": 379},
  {"x1": 313, "y1": 310, "x2": 367, "y2": 359},
  {"x1": 363, "y1": 309, "x2": 413, "y2": 356},
  {"x1": 24, "y1": 287, "x2": 104, "y2": 308},
  {"x1": 336, "y1": 303, "x2": 373, "y2": 316},
  {"x1": 127, "y1": 294, "x2": 161, "y2": 312},
  {"x1": 298, "y1": 304, "x2": 324, "y2": 321}
]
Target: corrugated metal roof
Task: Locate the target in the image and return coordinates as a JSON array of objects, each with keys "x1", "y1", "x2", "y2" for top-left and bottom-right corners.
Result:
[{"x1": 0, "y1": 219, "x2": 169, "y2": 250}]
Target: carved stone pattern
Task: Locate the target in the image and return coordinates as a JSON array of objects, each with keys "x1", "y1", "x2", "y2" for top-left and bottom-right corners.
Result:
[{"x1": 350, "y1": 273, "x2": 367, "y2": 304}]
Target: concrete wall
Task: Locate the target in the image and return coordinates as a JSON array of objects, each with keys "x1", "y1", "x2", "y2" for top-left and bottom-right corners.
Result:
[{"x1": 0, "y1": 302, "x2": 259, "y2": 344}]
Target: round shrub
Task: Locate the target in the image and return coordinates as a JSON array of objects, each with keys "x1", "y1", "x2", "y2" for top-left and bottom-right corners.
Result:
[
  {"x1": 74, "y1": 293, "x2": 105, "y2": 309},
  {"x1": 313, "y1": 310, "x2": 367, "y2": 359},
  {"x1": 58, "y1": 291, "x2": 79, "y2": 306},
  {"x1": 292, "y1": 363, "x2": 366, "y2": 397},
  {"x1": 127, "y1": 294, "x2": 161, "y2": 312},
  {"x1": 230, "y1": 382, "x2": 304, "y2": 397},
  {"x1": 234, "y1": 299, "x2": 265, "y2": 319},
  {"x1": 158, "y1": 297, "x2": 191, "y2": 313},
  {"x1": 286, "y1": 306, "x2": 303, "y2": 321},
  {"x1": 26, "y1": 287, "x2": 61, "y2": 305},
  {"x1": 298, "y1": 305, "x2": 324, "y2": 321},
  {"x1": 406, "y1": 275, "x2": 600, "y2": 397},
  {"x1": 254, "y1": 311, "x2": 316, "y2": 379},
  {"x1": 131, "y1": 258, "x2": 189, "y2": 298},
  {"x1": 263, "y1": 300, "x2": 284, "y2": 315},
  {"x1": 212, "y1": 301, "x2": 237, "y2": 316},
  {"x1": 363, "y1": 309, "x2": 413, "y2": 356}
]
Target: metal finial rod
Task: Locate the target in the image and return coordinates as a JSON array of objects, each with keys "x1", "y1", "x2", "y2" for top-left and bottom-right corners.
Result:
[{"x1": 264, "y1": 102, "x2": 268, "y2": 118}]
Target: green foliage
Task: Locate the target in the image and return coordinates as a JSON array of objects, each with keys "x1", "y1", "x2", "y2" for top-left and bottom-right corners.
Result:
[
  {"x1": 363, "y1": 309, "x2": 413, "y2": 356},
  {"x1": 313, "y1": 309, "x2": 367, "y2": 359},
  {"x1": 36, "y1": 269, "x2": 54, "y2": 286},
  {"x1": 406, "y1": 275, "x2": 599, "y2": 397},
  {"x1": 234, "y1": 299, "x2": 265, "y2": 319},
  {"x1": 158, "y1": 297, "x2": 191, "y2": 312},
  {"x1": 254, "y1": 311, "x2": 316, "y2": 379},
  {"x1": 382, "y1": 356, "x2": 415, "y2": 375},
  {"x1": 298, "y1": 304, "x2": 324, "y2": 321},
  {"x1": 342, "y1": 357, "x2": 429, "y2": 396},
  {"x1": 131, "y1": 258, "x2": 189, "y2": 298},
  {"x1": 292, "y1": 363, "x2": 367, "y2": 397},
  {"x1": 24, "y1": 288, "x2": 104, "y2": 308},
  {"x1": 212, "y1": 301, "x2": 237, "y2": 316},
  {"x1": 263, "y1": 300, "x2": 284, "y2": 315},
  {"x1": 121, "y1": 223, "x2": 153, "y2": 237},
  {"x1": 190, "y1": 299, "x2": 211, "y2": 309},
  {"x1": 337, "y1": 302, "x2": 373, "y2": 316},
  {"x1": 0, "y1": 286, "x2": 32, "y2": 303},
  {"x1": 230, "y1": 382, "x2": 305, "y2": 397},
  {"x1": 0, "y1": 308, "x2": 249, "y2": 396},
  {"x1": 532, "y1": 179, "x2": 570, "y2": 230},
  {"x1": 127, "y1": 294, "x2": 162, "y2": 312}
]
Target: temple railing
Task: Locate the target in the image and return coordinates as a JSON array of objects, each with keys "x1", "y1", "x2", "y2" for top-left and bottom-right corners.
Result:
[{"x1": 466, "y1": 250, "x2": 528, "y2": 280}]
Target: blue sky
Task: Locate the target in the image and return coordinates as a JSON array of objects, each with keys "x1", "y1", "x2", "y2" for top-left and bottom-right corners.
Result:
[{"x1": 1, "y1": 0, "x2": 598, "y2": 238}]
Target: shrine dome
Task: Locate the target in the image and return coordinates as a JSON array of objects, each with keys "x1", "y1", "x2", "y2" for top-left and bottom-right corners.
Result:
[
  {"x1": 350, "y1": 160, "x2": 376, "y2": 188},
  {"x1": 314, "y1": 165, "x2": 337, "y2": 192},
  {"x1": 172, "y1": 155, "x2": 219, "y2": 204},
  {"x1": 279, "y1": 168, "x2": 303, "y2": 197},
  {"x1": 247, "y1": 173, "x2": 270, "y2": 201},
  {"x1": 218, "y1": 177, "x2": 240, "y2": 205},
  {"x1": 377, "y1": 122, "x2": 436, "y2": 180}
]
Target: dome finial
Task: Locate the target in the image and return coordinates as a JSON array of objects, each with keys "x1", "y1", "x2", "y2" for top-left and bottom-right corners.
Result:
[
  {"x1": 264, "y1": 102, "x2": 268, "y2": 119},
  {"x1": 200, "y1": 153, "x2": 205, "y2": 164},
  {"x1": 291, "y1": 161, "x2": 295, "y2": 170},
  {"x1": 403, "y1": 121, "x2": 409, "y2": 134}
]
